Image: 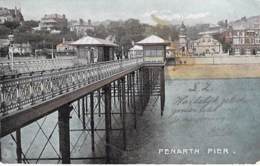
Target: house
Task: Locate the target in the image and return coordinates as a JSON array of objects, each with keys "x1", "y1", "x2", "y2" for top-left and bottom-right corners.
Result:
[
  {"x1": 56, "y1": 38, "x2": 76, "y2": 56},
  {"x1": 220, "y1": 16, "x2": 260, "y2": 55},
  {"x1": 0, "y1": 7, "x2": 24, "y2": 24},
  {"x1": 69, "y1": 19, "x2": 94, "y2": 37},
  {"x1": 128, "y1": 45, "x2": 143, "y2": 58},
  {"x1": 227, "y1": 17, "x2": 260, "y2": 55},
  {"x1": 38, "y1": 13, "x2": 68, "y2": 32},
  {"x1": 192, "y1": 34, "x2": 223, "y2": 56},
  {"x1": 0, "y1": 39, "x2": 10, "y2": 57}
]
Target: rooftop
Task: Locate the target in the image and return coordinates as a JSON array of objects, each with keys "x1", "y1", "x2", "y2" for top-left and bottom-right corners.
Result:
[
  {"x1": 70, "y1": 36, "x2": 118, "y2": 47},
  {"x1": 129, "y1": 45, "x2": 143, "y2": 51},
  {"x1": 136, "y1": 35, "x2": 170, "y2": 46}
]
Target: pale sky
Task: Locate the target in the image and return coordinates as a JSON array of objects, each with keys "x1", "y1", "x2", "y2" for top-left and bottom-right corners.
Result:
[{"x1": 1, "y1": 0, "x2": 260, "y2": 25}]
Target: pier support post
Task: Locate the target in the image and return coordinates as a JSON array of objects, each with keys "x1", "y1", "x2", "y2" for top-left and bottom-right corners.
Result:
[
  {"x1": 160, "y1": 67, "x2": 165, "y2": 116},
  {"x1": 104, "y1": 84, "x2": 112, "y2": 163},
  {"x1": 127, "y1": 75, "x2": 130, "y2": 106},
  {"x1": 82, "y1": 97, "x2": 86, "y2": 129},
  {"x1": 58, "y1": 104, "x2": 72, "y2": 164},
  {"x1": 118, "y1": 80, "x2": 122, "y2": 117},
  {"x1": 16, "y1": 129, "x2": 22, "y2": 163},
  {"x1": 98, "y1": 90, "x2": 101, "y2": 117},
  {"x1": 139, "y1": 68, "x2": 144, "y2": 114},
  {"x1": 90, "y1": 92, "x2": 95, "y2": 152},
  {"x1": 121, "y1": 78, "x2": 127, "y2": 150},
  {"x1": 0, "y1": 120, "x2": 1, "y2": 162},
  {"x1": 132, "y1": 72, "x2": 137, "y2": 129}
]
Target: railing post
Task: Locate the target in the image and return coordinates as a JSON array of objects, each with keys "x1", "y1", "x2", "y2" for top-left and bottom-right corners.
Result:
[{"x1": 58, "y1": 104, "x2": 72, "y2": 164}]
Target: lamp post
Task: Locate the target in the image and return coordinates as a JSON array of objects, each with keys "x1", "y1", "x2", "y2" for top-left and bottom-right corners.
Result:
[
  {"x1": 8, "y1": 34, "x2": 14, "y2": 71},
  {"x1": 51, "y1": 42, "x2": 54, "y2": 59}
]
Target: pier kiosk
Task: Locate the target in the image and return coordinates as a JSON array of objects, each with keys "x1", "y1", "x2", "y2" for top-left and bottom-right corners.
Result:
[
  {"x1": 136, "y1": 35, "x2": 170, "y2": 64},
  {"x1": 71, "y1": 35, "x2": 118, "y2": 63},
  {"x1": 70, "y1": 36, "x2": 118, "y2": 163},
  {"x1": 136, "y1": 35, "x2": 170, "y2": 115}
]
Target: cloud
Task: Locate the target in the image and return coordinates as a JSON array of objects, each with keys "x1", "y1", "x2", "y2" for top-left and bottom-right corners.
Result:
[
  {"x1": 142, "y1": 10, "x2": 211, "y2": 24},
  {"x1": 186, "y1": 12, "x2": 210, "y2": 19}
]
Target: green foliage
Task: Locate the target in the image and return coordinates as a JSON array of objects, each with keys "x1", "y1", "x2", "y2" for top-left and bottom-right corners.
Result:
[
  {"x1": 17, "y1": 20, "x2": 39, "y2": 32},
  {"x1": 6, "y1": 18, "x2": 180, "y2": 52},
  {"x1": 186, "y1": 24, "x2": 210, "y2": 40},
  {"x1": 93, "y1": 19, "x2": 179, "y2": 50},
  {"x1": 213, "y1": 34, "x2": 231, "y2": 53},
  {"x1": 0, "y1": 25, "x2": 11, "y2": 37},
  {"x1": 4, "y1": 21, "x2": 20, "y2": 30},
  {"x1": 14, "y1": 30, "x2": 77, "y2": 49}
]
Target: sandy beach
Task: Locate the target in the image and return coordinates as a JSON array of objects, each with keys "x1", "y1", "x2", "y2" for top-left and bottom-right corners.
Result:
[{"x1": 166, "y1": 64, "x2": 260, "y2": 80}]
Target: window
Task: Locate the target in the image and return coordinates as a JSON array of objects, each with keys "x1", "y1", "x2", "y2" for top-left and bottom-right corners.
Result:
[
  {"x1": 151, "y1": 50, "x2": 156, "y2": 56},
  {"x1": 157, "y1": 50, "x2": 164, "y2": 56}
]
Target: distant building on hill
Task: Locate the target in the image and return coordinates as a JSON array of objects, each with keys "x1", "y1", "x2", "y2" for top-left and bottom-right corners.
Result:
[
  {"x1": 38, "y1": 13, "x2": 68, "y2": 32},
  {"x1": 0, "y1": 7, "x2": 24, "y2": 24},
  {"x1": 69, "y1": 19, "x2": 94, "y2": 37}
]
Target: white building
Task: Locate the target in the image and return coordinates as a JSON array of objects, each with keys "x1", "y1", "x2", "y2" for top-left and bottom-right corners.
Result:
[
  {"x1": 192, "y1": 34, "x2": 223, "y2": 56},
  {"x1": 229, "y1": 24, "x2": 260, "y2": 55},
  {"x1": 128, "y1": 45, "x2": 143, "y2": 58},
  {"x1": 56, "y1": 38, "x2": 76, "y2": 52},
  {"x1": 69, "y1": 19, "x2": 94, "y2": 37},
  {"x1": 38, "y1": 14, "x2": 68, "y2": 32}
]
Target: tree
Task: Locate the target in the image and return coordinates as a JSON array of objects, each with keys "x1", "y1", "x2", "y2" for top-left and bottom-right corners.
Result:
[
  {"x1": 0, "y1": 25, "x2": 11, "y2": 37},
  {"x1": 93, "y1": 24, "x2": 108, "y2": 38},
  {"x1": 17, "y1": 20, "x2": 39, "y2": 32},
  {"x1": 217, "y1": 20, "x2": 226, "y2": 27},
  {"x1": 4, "y1": 21, "x2": 20, "y2": 30},
  {"x1": 213, "y1": 34, "x2": 231, "y2": 53}
]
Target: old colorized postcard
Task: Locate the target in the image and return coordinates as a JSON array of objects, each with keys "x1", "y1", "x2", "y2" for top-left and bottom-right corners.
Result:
[{"x1": 0, "y1": 0, "x2": 260, "y2": 164}]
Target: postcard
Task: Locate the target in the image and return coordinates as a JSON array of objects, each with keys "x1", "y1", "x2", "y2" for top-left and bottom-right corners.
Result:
[{"x1": 0, "y1": 0, "x2": 260, "y2": 164}]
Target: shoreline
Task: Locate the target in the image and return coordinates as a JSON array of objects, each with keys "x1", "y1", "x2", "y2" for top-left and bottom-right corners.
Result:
[{"x1": 166, "y1": 64, "x2": 260, "y2": 80}]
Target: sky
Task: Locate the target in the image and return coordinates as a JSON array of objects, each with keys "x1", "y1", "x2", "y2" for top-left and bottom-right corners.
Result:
[{"x1": 1, "y1": 0, "x2": 260, "y2": 25}]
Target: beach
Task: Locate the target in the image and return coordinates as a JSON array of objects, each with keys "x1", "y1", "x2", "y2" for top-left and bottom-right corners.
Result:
[{"x1": 166, "y1": 64, "x2": 260, "y2": 80}]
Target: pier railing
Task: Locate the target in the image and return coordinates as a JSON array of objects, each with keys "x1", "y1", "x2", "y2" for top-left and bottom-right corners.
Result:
[
  {"x1": 0, "y1": 58, "x2": 80, "y2": 74},
  {"x1": 0, "y1": 58, "x2": 143, "y2": 116}
]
